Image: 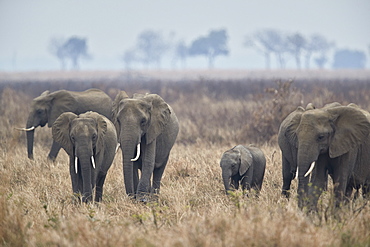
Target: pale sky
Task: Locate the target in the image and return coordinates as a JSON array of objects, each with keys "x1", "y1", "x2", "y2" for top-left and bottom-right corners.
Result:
[{"x1": 1, "y1": 0, "x2": 369, "y2": 71}]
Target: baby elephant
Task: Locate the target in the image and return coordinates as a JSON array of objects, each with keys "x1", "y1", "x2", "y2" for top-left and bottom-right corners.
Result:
[
  {"x1": 52, "y1": 111, "x2": 117, "y2": 203},
  {"x1": 220, "y1": 145, "x2": 266, "y2": 195}
]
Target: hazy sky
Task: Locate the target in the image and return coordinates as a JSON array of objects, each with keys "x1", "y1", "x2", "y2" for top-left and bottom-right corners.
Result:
[{"x1": 1, "y1": 0, "x2": 369, "y2": 71}]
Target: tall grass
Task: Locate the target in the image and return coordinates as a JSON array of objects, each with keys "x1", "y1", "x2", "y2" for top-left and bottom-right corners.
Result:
[{"x1": 1, "y1": 70, "x2": 370, "y2": 246}]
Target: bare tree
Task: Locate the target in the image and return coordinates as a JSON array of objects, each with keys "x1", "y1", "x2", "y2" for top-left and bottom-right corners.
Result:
[
  {"x1": 48, "y1": 36, "x2": 91, "y2": 70},
  {"x1": 135, "y1": 30, "x2": 169, "y2": 69},
  {"x1": 304, "y1": 34, "x2": 334, "y2": 69},
  {"x1": 287, "y1": 33, "x2": 306, "y2": 69},
  {"x1": 188, "y1": 29, "x2": 229, "y2": 69},
  {"x1": 244, "y1": 29, "x2": 288, "y2": 69}
]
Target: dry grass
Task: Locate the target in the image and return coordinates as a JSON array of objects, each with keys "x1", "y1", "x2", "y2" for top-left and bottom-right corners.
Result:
[{"x1": 1, "y1": 70, "x2": 370, "y2": 246}]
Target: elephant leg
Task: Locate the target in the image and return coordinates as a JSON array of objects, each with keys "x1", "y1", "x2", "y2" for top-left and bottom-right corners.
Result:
[
  {"x1": 133, "y1": 160, "x2": 141, "y2": 195},
  {"x1": 48, "y1": 140, "x2": 62, "y2": 161},
  {"x1": 331, "y1": 154, "x2": 354, "y2": 207},
  {"x1": 152, "y1": 155, "x2": 169, "y2": 194},
  {"x1": 95, "y1": 172, "x2": 107, "y2": 202},
  {"x1": 241, "y1": 168, "x2": 253, "y2": 194},
  {"x1": 231, "y1": 176, "x2": 239, "y2": 190},
  {"x1": 282, "y1": 156, "x2": 294, "y2": 198},
  {"x1": 136, "y1": 142, "x2": 156, "y2": 199}
]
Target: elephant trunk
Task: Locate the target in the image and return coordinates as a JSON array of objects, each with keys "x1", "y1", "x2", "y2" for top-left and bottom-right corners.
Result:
[
  {"x1": 26, "y1": 115, "x2": 36, "y2": 160},
  {"x1": 297, "y1": 144, "x2": 319, "y2": 209},
  {"x1": 121, "y1": 134, "x2": 140, "y2": 197},
  {"x1": 222, "y1": 170, "x2": 231, "y2": 194},
  {"x1": 79, "y1": 154, "x2": 93, "y2": 203}
]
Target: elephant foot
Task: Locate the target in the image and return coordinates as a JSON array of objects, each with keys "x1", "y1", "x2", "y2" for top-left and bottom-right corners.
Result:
[
  {"x1": 281, "y1": 190, "x2": 290, "y2": 198},
  {"x1": 47, "y1": 155, "x2": 57, "y2": 162}
]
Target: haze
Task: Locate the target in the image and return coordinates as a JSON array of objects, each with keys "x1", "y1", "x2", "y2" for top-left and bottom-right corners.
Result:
[{"x1": 1, "y1": 0, "x2": 369, "y2": 71}]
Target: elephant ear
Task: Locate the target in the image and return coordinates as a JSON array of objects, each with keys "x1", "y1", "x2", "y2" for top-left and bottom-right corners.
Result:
[
  {"x1": 143, "y1": 94, "x2": 171, "y2": 144},
  {"x1": 52, "y1": 112, "x2": 78, "y2": 156},
  {"x1": 82, "y1": 112, "x2": 108, "y2": 155},
  {"x1": 48, "y1": 90, "x2": 77, "y2": 127},
  {"x1": 112, "y1": 91, "x2": 129, "y2": 135},
  {"x1": 238, "y1": 146, "x2": 253, "y2": 176},
  {"x1": 327, "y1": 106, "x2": 370, "y2": 158},
  {"x1": 285, "y1": 107, "x2": 305, "y2": 148}
]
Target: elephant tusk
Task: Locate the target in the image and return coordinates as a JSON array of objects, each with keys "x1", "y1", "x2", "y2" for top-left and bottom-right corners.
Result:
[
  {"x1": 115, "y1": 143, "x2": 120, "y2": 153},
  {"x1": 91, "y1": 156, "x2": 96, "y2": 169},
  {"x1": 295, "y1": 168, "x2": 298, "y2": 180},
  {"x1": 15, "y1": 126, "x2": 35, "y2": 131},
  {"x1": 131, "y1": 143, "x2": 140, "y2": 161},
  {"x1": 304, "y1": 162, "x2": 316, "y2": 177},
  {"x1": 75, "y1": 156, "x2": 78, "y2": 174}
]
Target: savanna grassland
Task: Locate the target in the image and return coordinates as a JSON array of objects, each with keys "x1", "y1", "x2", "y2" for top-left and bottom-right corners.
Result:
[{"x1": 1, "y1": 69, "x2": 370, "y2": 246}]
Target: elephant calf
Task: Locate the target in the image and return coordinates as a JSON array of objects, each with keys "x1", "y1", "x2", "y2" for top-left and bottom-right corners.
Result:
[
  {"x1": 220, "y1": 145, "x2": 266, "y2": 195},
  {"x1": 52, "y1": 111, "x2": 117, "y2": 203}
]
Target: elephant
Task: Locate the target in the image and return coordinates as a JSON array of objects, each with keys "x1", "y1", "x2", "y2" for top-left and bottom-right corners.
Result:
[
  {"x1": 278, "y1": 102, "x2": 341, "y2": 198},
  {"x1": 112, "y1": 92, "x2": 179, "y2": 200},
  {"x1": 220, "y1": 145, "x2": 266, "y2": 195},
  {"x1": 284, "y1": 104, "x2": 370, "y2": 210},
  {"x1": 52, "y1": 111, "x2": 117, "y2": 203},
  {"x1": 19, "y1": 89, "x2": 112, "y2": 161}
]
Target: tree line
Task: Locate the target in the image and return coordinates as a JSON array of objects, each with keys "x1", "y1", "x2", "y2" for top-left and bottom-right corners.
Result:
[{"x1": 49, "y1": 28, "x2": 369, "y2": 70}]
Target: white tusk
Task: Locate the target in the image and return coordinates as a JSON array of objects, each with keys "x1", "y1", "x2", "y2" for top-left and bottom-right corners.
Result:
[
  {"x1": 295, "y1": 167, "x2": 298, "y2": 180},
  {"x1": 75, "y1": 156, "x2": 78, "y2": 174},
  {"x1": 304, "y1": 162, "x2": 316, "y2": 177},
  {"x1": 131, "y1": 143, "x2": 141, "y2": 161},
  {"x1": 91, "y1": 156, "x2": 96, "y2": 169},
  {"x1": 15, "y1": 126, "x2": 35, "y2": 131},
  {"x1": 115, "y1": 143, "x2": 120, "y2": 153}
]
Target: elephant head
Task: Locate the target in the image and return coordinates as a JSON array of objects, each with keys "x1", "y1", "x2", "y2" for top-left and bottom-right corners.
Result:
[
  {"x1": 23, "y1": 90, "x2": 76, "y2": 159},
  {"x1": 112, "y1": 93, "x2": 171, "y2": 196},
  {"x1": 52, "y1": 111, "x2": 108, "y2": 203},
  {"x1": 285, "y1": 105, "x2": 370, "y2": 208},
  {"x1": 220, "y1": 145, "x2": 253, "y2": 193}
]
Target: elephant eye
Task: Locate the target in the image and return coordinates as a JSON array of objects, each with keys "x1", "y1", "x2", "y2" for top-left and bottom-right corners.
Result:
[
  {"x1": 140, "y1": 118, "x2": 147, "y2": 126},
  {"x1": 70, "y1": 136, "x2": 75, "y2": 143},
  {"x1": 36, "y1": 109, "x2": 43, "y2": 114},
  {"x1": 92, "y1": 133, "x2": 97, "y2": 141},
  {"x1": 317, "y1": 134, "x2": 326, "y2": 142}
]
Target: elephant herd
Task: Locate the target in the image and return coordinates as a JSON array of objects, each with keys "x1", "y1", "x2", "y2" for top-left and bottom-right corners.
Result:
[{"x1": 19, "y1": 89, "x2": 370, "y2": 211}]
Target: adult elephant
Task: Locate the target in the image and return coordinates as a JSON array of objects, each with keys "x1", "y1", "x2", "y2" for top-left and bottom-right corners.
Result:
[
  {"x1": 52, "y1": 111, "x2": 117, "y2": 203},
  {"x1": 278, "y1": 103, "x2": 316, "y2": 198},
  {"x1": 284, "y1": 104, "x2": 370, "y2": 210},
  {"x1": 19, "y1": 89, "x2": 112, "y2": 161},
  {"x1": 112, "y1": 92, "x2": 179, "y2": 200}
]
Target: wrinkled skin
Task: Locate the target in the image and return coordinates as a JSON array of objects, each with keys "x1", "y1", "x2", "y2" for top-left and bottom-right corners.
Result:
[
  {"x1": 25, "y1": 89, "x2": 112, "y2": 161},
  {"x1": 52, "y1": 112, "x2": 117, "y2": 203},
  {"x1": 220, "y1": 145, "x2": 266, "y2": 195},
  {"x1": 278, "y1": 102, "x2": 341, "y2": 198},
  {"x1": 112, "y1": 92, "x2": 179, "y2": 201},
  {"x1": 285, "y1": 104, "x2": 370, "y2": 210}
]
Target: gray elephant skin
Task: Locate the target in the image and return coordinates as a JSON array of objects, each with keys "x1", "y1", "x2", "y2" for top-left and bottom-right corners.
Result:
[
  {"x1": 220, "y1": 145, "x2": 266, "y2": 195},
  {"x1": 23, "y1": 89, "x2": 112, "y2": 161},
  {"x1": 112, "y1": 92, "x2": 179, "y2": 200},
  {"x1": 284, "y1": 103, "x2": 370, "y2": 210},
  {"x1": 52, "y1": 111, "x2": 117, "y2": 203}
]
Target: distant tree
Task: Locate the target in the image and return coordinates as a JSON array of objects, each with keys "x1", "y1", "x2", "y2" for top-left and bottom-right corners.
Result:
[
  {"x1": 48, "y1": 36, "x2": 91, "y2": 70},
  {"x1": 314, "y1": 55, "x2": 328, "y2": 69},
  {"x1": 122, "y1": 48, "x2": 137, "y2": 70},
  {"x1": 188, "y1": 29, "x2": 229, "y2": 69},
  {"x1": 244, "y1": 29, "x2": 288, "y2": 69},
  {"x1": 172, "y1": 40, "x2": 188, "y2": 69},
  {"x1": 287, "y1": 33, "x2": 306, "y2": 69},
  {"x1": 48, "y1": 37, "x2": 68, "y2": 70},
  {"x1": 332, "y1": 49, "x2": 367, "y2": 69},
  {"x1": 134, "y1": 30, "x2": 169, "y2": 69},
  {"x1": 304, "y1": 34, "x2": 334, "y2": 69}
]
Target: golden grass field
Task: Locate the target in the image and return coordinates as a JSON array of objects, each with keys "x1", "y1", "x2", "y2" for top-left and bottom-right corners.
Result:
[{"x1": 1, "y1": 69, "x2": 370, "y2": 246}]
